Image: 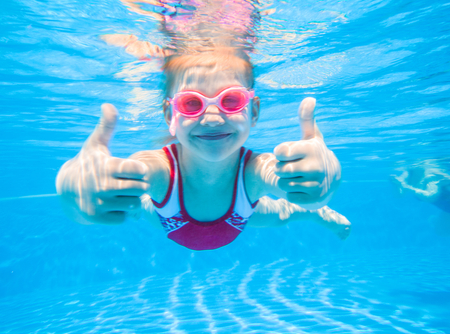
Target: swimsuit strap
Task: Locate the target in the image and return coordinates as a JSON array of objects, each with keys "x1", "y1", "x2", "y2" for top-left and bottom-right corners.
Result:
[
  {"x1": 153, "y1": 144, "x2": 257, "y2": 219},
  {"x1": 234, "y1": 148, "x2": 258, "y2": 218},
  {"x1": 173, "y1": 145, "x2": 244, "y2": 226},
  {"x1": 151, "y1": 144, "x2": 180, "y2": 218}
]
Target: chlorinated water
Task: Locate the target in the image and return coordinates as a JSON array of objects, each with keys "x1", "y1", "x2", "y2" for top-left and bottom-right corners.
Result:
[{"x1": 1, "y1": 0, "x2": 449, "y2": 332}]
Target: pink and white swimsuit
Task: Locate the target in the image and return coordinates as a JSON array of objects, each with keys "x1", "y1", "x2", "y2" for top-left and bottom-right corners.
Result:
[{"x1": 152, "y1": 144, "x2": 258, "y2": 251}]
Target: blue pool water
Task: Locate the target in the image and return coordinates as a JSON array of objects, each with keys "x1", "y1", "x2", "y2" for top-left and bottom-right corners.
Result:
[{"x1": 1, "y1": 0, "x2": 450, "y2": 332}]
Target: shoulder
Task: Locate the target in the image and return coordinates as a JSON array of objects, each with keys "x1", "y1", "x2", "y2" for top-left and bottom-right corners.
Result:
[
  {"x1": 129, "y1": 148, "x2": 172, "y2": 203},
  {"x1": 129, "y1": 148, "x2": 168, "y2": 163},
  {"x1": 244, "y1": 151, "x2": 278, "y2": 203}
]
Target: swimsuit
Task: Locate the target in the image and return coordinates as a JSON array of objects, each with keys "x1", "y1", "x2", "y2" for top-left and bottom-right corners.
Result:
[{"x1": 152, "y1": 144, "x2": 258, "y2": 250}]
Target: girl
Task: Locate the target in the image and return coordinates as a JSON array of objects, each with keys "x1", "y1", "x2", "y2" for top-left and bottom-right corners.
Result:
[{"x1": 56, "y1": 48, "x2": 349, "y2": 250}]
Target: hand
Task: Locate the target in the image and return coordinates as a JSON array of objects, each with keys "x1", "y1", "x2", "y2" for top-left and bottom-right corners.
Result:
[
  {"x1": 273, "y1": 97, "x2": 341, "y2": 210},
  {"x1": 56, "y1": 104, "x2": 149, "y2": 224},
  {"x1": 100, "y1": 34, "x2": 170, "y2": 59}
]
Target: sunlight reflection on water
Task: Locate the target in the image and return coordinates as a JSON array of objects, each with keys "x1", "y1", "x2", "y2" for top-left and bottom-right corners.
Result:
[
  {"x1": 1, "y1": 0, "x2": 450, "y2": 333},
  {"x1": 1, "y1": 249, "x2": 449, "y2": 333}
]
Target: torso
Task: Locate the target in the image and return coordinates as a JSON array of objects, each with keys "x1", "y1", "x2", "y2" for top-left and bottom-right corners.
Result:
[
  {"x1": 148, "y1": 144, "x2": 258, "y2": 250},
  {"x1": 178, "y1": 145, "x2": 240, "y2": 221},
  {"x1": 130, "y1": 145, "x2": 273, "y2": 213}
]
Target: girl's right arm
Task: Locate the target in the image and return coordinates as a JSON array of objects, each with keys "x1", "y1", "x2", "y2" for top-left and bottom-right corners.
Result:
[{"x1": 56, "y1": 104, "x2": 170, "y2": 225}]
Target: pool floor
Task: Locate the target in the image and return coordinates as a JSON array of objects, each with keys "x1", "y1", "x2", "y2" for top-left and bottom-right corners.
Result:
[{"x1": 1, "y1": 247, "x2": 448, "y2": 333}]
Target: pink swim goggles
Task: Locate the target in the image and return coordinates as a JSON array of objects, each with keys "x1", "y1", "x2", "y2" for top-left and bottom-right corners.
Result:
[{"x1": 168, "y1": 86, "x2": 254, "y2": 136}]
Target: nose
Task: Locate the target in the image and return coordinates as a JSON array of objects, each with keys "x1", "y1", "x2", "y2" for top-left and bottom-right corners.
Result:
[{"x1": 200, "y1": 105, "x2": 225, "y2": 127}]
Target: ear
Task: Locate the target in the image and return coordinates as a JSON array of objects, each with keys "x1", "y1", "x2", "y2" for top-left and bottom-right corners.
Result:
[
  {"x1": 250, "y1": 96, "x2": 260, "y2": 127},
  {"x1": 163, "y1": 100, "x2": 172, "y2": 126}
]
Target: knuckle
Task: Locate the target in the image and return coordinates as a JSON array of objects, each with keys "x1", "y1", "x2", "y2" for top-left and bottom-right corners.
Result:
[
  {"x1": 117, "y1": 179, "x2": 130, "y2": 190},
  {"x1": 117, "y1": 179, "x2": 125, "y2": 189},
  {"x1": 99, "y1": 179, "x2": 112, "y2": 192},
  {"x1": 102, "y1": 179, "x2": 119, "y2": 193},
  {"x1": 274, "y1": 142, "x2": 292, "y2": 158},
  {"x1": 280, "y1": 163, "x2": 294, "y2": 175},
  {"x1": 302, "y1": 161, "x2": 319, "y2": 173}
]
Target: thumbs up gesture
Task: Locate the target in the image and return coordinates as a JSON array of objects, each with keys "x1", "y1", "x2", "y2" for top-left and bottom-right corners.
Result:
[
  {"x1": 56, "y1": 104, "x2": 149, "y2": 224},
  {"x1": 273, "y1": 98, "x2": 341, "y2": 210}
]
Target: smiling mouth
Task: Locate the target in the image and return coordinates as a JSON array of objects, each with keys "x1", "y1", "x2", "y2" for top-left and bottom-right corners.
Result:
[{"x1": 195, "y1": 133, "x2": 232, "y2": 140}]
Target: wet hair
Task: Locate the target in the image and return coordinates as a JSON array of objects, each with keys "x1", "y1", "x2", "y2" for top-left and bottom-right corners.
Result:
[{"x1": 162, "y1": 47, "x2": 254, "y2": 99}]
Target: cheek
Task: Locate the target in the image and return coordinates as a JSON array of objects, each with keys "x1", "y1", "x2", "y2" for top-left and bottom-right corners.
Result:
[
  {"x1": 227, "y1": 110, "x2": 251, "y2": 127},
  {"x1": 178, "y1": 117, "x2": 199, "y2": 132}
]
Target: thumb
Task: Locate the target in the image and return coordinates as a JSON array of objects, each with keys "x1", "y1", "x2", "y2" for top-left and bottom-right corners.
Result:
[
  {"x1": 89, "y1": 103, "x2": 118, "y2": 148},
  {"x1": 299, "y1": 97, "x2": 316, "y2": 140}
]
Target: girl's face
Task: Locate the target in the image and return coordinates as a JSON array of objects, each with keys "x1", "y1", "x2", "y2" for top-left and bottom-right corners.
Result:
[{"x1": 165, "y1": 65, "x2": 260, "y2": 162}]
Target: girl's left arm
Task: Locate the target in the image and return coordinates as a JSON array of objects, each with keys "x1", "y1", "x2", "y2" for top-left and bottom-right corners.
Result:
[
  {"x1": 246, "y1": 98, "x2": 341, "y2": 210},
  {"x1": 247, "y1": 196, "x2": 351, "y2": 240}
]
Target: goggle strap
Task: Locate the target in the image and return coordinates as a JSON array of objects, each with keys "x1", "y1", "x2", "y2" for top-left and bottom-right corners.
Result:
[{"x1": 169, "y1": 112, "x2": 178, "y2": 136}]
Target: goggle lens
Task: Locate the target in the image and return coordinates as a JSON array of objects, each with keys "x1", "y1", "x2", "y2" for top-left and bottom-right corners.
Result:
[
  {"x1": 220, "y1": 91, "x2": 246, "y2": 112},
  {"x1": 170, "y1": 87, "x2": 253, "y2": 118},
  {"x1": 178, "y1": 95, "x2": 203, "y2": 115}
]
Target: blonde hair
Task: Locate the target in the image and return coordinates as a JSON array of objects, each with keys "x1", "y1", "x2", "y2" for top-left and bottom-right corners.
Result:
[{"x1": 162, "y1": 47, "x2": 254, "y2": 99}]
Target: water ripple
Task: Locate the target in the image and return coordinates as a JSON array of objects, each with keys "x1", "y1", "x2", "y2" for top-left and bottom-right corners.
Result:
[{"x1": 0, "y1": 250, "x2": 449, "y2": 333}]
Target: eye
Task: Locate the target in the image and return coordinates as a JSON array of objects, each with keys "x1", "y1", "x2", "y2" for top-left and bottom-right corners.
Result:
[
  {"x1": 185, "y1": 98, "x2": 202, "y2": 110},
  {"x1": 179, "y1": 95, "x2": 203, "y2": 113},
  {"x1": 221, "y1": 92, "x2": 245, "y2": 111}
]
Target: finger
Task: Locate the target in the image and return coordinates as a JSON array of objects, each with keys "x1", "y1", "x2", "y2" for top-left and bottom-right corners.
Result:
[
  {"x1": 273, "y1": 141, "x2": 306, "y2": 162},
  {"x1": 278, "y1": 178, "x2": 322, "y2": 195},
  {"x1": 98, "y1": 196, "x2": 142, "y2": 212},
  {"x1": 274, "y1": 139, "x2": 315, "y2": 162},
  {"x1": 98, "y1": 179, "x2": 149, "y2": 196},
  {"x1": 108, "y1": 157, "x2": 148, "y2": 179},
  {"x1": 274, "y1": 161, "x2": 324, "y2": 181},
  {"x1": 88, "y1": 104, "x2": 118, "y2": 148},
  {"x1": 299, "y1": 97, "x2": 316, "y2": 140}
]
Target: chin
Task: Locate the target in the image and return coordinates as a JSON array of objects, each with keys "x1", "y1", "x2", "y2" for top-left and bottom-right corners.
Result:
[
  {"x1": 193, "y1": 133, "x2": 246, "y2": 159},
  {"x1": 197, "y1": 146, "x2": 240, "y2": 162}
]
